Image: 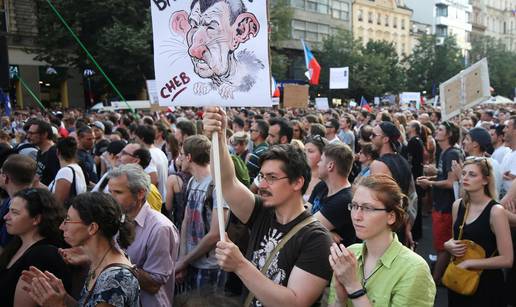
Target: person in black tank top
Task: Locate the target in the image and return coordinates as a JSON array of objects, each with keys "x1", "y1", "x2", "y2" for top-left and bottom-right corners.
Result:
[{"x1": 444, "y1": 158, "x2": 513, "y2": 307}]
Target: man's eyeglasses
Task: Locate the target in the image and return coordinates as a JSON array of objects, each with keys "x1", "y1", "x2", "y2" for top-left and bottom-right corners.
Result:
[
  {"x1": 256, "y1": 173, "x2": 289, "y2": 185},
  {"x1": 62, "y1": 216, "x2": 84, "y2": 225},
  {"x1": 347, "y1": 202, "x2": 389, "y2": 213}
]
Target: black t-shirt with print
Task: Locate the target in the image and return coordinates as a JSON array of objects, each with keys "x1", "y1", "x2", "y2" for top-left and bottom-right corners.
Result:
[
  {"x1": 243, "y1": 195, "x2": 332, "y2": 306},
  {"x1": 309, "y1": 181, "x2": 356, "y2": 246}
]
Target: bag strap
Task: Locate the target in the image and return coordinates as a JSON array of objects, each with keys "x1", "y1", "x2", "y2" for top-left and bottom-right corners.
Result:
[
  {"x1": 243, "y1": 215, "x2": 317, "y2": 307},
  {"x1": 457, "y1": 199, "x2": 470, "y2": 241},
  {"x1": 67, "y1": 166, "x2": 77, "y2": 198}
]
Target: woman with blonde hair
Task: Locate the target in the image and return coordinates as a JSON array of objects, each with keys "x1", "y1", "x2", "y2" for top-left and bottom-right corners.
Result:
[
  {"x1": 328, "y1": 174, "x2": 435, "y2": 306},
  {"x1": 444, "y1": 157, "x2": 512, "y2": 306}
]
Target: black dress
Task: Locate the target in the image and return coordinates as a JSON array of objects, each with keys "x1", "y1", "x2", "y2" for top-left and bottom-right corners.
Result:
[
  {"x1": 448, "y1": 200, "x2": 505, "y2": 306},
  {"x1": 0, "y1": 239, "x2": 72, "y2": 307}
]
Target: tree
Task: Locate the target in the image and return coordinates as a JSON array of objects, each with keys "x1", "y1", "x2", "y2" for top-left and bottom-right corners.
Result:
[
  {"x1": 318, "y1": 29, "x2": 403, "y2": 99},
  {"x1": 470, "y1": 35, "x2": 516, "y2": 98},
  {"x1": 404, "y1": 34, "x2": 463, "y2": 96},
  {"x1": 269, "y1": 0, "x2": 293, "y2": 80},
  {"x1": 35, "y1": 0, "x2": 153, "y2": 100}
]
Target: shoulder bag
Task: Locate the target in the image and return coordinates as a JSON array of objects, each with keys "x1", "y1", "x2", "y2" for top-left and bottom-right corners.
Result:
[
  {"x1": 244, "y1": 215, "x2": 317, "y2": 306},
  {"x1": 441, "y1": 200, "x2": 495, "y2": 296}
]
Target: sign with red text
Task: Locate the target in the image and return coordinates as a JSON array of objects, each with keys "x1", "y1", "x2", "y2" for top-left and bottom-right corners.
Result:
[{"x1": 151, "y1": 0, "x2": 271, "y2": 107}]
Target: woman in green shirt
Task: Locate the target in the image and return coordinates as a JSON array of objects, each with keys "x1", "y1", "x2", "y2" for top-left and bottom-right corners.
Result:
[{"x1": 328, "y1": 174, "x2": 436, "y2": 307}]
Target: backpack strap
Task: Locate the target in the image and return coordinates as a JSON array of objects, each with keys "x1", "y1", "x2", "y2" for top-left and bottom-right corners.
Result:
[
  {"x1": 67, "y1": 166, "x2": 77, "y2": 198},
  {"x1": 244, "y1": 215, "x2": 317, "y2": 306}
]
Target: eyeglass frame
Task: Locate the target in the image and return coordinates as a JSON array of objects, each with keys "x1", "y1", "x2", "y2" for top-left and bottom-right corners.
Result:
[
  {"x1": 347, "y1": 202, "x2": 389, "y2": 213},
  {"x1": 61, "y1": 216, "x2": 84, "y2": 226},
  {"x1": 256, "y1": 173, "x2": 289, "y2": 185}
]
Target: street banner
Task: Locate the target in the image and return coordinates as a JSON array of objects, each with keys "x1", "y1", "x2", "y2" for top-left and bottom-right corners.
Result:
[
  {"x1": 315, "y1": 97, "x2": 329, "y2": 110},
  {"x1": 440, "y1": 58, "x2": 490, "y2": 120},
  {"x1": 151, "y1": 0, "x2": 271, "y2": 107},
  {"x1": 329, "y1": 67, "x2": 349, "y2": 89},
  {"x1": 283, "y1": 84, "x2": 309, "y2": 108}
]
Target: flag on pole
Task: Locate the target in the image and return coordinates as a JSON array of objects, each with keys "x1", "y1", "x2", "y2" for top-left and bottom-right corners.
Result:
[
  {"x1": 360, "y1": 96, "x2": 372, "y2": 112},
  {"x1": 301, "y1": 40, "x2": 321, "y2": 85},
  {"x1": 0, "y1": 89, "x2": 11, "y2": 116}
]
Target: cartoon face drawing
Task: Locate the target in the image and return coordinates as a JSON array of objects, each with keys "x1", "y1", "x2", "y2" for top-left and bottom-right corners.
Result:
[{"x1": 170, "y1": 0, "x2": 264, "y2": 99}]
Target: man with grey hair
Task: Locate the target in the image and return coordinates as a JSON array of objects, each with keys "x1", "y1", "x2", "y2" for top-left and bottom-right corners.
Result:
[{"x1": 108, "y1": 164, "x2": 179, "y2": 307}]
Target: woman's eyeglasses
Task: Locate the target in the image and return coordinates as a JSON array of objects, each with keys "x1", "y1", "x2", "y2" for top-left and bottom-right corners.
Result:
[{"x1": 347, "y1": 202, "x2": 389, "y2": 213}]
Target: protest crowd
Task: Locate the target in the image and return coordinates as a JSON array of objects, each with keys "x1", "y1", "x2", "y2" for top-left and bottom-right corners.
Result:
[{"x1": 0, "y1": 101, "x2": 514, "y2": 307}]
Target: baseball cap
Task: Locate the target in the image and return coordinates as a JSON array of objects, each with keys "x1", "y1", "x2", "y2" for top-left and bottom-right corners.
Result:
[
  {"x1": 106, "y1": 140, "x2": 126, "y2": 155},
  {"x1": 91, "y1": 121, "x2": 105, "y2": 132},
  {"x1": 379, "y1": 121, "x2": 401, "y2": 152}
]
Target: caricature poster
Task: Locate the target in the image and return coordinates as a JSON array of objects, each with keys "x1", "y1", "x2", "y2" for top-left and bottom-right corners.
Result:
[{"x1": 151, "y1": 0, "x2": 272, "y2": 107}]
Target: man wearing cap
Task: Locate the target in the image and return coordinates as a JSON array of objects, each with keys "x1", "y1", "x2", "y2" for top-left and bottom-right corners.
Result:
[
  {"x1": 417, "y1": 121, "x2": 463, "y2": 283},
  {"x1": 91, "y1": 121, "x2": 110, "y2": 174},
  {"x1": 370, "y1": 121, "x2": 415, "y2": 247},
  {"x1": 461, "y1": 127, "x2": 503, "y2": 196},
  {"x1": 324, "y1": 118, "x2": 341, "y2": 144}
]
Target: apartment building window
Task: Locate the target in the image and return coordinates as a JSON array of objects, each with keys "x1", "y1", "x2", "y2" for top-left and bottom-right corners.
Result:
[
  {"x1": 292, "y1": 19, "x2": 330, "y2": 42},
  {"x1": 377, "y1": 13, "x2": 381, "y2": 25},
  {"x1": 358, "y1": 9, "x2": 363, "y2": 21},
  {"x1": 436, "y1": 25, "x2": 448, "y2": 37},
  {"x1": 385, "y1": 15, "x2": 389, "y2": 27},
  {"x1": 368, "y1": 12, "x2": 373, "y2": 23},
  {"x1": 0, "y1": 0, "x2": 6, "y2": 32},
  {"x1": 331, "y1": 0, "x2": 350, "y2": 21},
  {"x1": 436, "y1": 4, "x2": 448, "y2": 17},
  {"x1": 401, "y1": 19, "x2": 405, "y2": 29},
  {"x1": 466, "y1": 31, "x2": 471, "y2": 43},
  {"x1": 292, "y1": 0, "x2": 329, "y2": 14},
  {"x1": 393, "y1": 17, "x2": 398, "y2": 28}
]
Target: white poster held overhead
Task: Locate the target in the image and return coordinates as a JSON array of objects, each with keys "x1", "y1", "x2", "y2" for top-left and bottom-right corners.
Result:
[
  {"x1": 151, "y1": 0, "x2": 272, "y2": 107},
  {"x1": 400, "y1": 92, "x2": 421, "y2": 104},
  {"x1": 146, "y1": 80, "x2": 159, "y2": 104},
  {"x1": 440, "y1": 58, "x2": 490, "y2": 121},
  {"x1": 330, "y1": 67, "x2": 349, "y2": 89},
  {"x1": 315, "y1": 97, "x2": 329, "y2": 110}
]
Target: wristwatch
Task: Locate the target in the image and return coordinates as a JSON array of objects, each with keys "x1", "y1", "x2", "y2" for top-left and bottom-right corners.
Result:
[{"x1": 348, "y1": 288, "x2": 367, "y2": 299}]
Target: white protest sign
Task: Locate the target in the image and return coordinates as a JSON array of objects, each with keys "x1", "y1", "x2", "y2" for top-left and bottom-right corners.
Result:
[
  {"x1": 440, "y1": 58, "x2": 490, "y2": 120},
  {"x1": 330, "y1": 67, "x2": 349, "y2": 89},
  {"x1": 151, "y1": 0, "x2": 271, "y2": 107},
  {"x1": 315, "y1": 97, "x2": 329, "y2": 110},
  {"x1": 146, "y1": 80, "x2": 159, "y2": 104},
  {"x1": 374, "y1": 97, "x2": 380, "y2": 106},
  {"x1": 400, "y1": 92, "x2": 421, "y2": 104}
]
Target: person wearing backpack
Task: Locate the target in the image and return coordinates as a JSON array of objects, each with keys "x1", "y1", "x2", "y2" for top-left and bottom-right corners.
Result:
[
  {"x1": 48, "y1": 137, "x2": 87, "y2": 205},
  {"x1": 175, "y1": 135, "x2": 229, "y2": 292}
]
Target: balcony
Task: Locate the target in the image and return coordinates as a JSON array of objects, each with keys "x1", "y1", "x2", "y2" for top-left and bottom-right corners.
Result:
[{"x1": 435, "y1": 16, "x2": 449, "y2": 26}]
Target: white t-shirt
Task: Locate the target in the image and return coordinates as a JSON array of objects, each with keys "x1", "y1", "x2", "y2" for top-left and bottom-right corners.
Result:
[
  {"x1": 492, "y1": 146, "x2": 511, "y2": 165},
  {"x1": 500, "y1": 150, "x2": 516, "y2": 193},
  {"x1": 149, "y1": 147, "x2": 169, "y2": 200},
  {"x1": 49, "y1": 163, "x2": 87, "y2": 195}
]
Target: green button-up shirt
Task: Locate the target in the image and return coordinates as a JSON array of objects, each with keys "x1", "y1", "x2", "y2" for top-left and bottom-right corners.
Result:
[{"x1": 328, "y1": 234, "x2": 436, "y2": 307}]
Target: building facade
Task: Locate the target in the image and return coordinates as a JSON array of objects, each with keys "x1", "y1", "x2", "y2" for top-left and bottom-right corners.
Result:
[
  {"x1": 352, "y1": 0, "x2": 413, "y2": 57},
  {"x1": 470, "y1": 0, "x2": 516, "y2": 51},
  {"x1": 405, "y1": 0, "x2": 473, "y2": 60},
  {"x1": 2, "y1": 0, "x2": 84, "y2": 109}
]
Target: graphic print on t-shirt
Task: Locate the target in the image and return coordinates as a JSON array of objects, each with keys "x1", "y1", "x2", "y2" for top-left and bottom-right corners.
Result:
[{"x1": 252, "y1": 228, "x2": 286, "y2": 289}]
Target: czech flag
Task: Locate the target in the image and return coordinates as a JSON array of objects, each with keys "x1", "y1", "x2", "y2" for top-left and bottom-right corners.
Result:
[
  {"x1": 301, "y1": 40, "x2": 321, "y2": 85},
  {"x1": 271, "y1": 76, "x2": 280, "y2": 97},
  {"x1": 360, "y1": 96, "x2": 372, "y2": 112}
]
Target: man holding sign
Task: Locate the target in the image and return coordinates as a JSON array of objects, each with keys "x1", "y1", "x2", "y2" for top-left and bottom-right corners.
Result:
[{"x1": 204, "y1": 107, "x2": 332, "y2": 307}]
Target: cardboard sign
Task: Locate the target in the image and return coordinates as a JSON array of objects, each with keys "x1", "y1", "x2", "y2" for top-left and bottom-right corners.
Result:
[
  {"x1": 440, "y1": 58, "x2": 490, "y2": 120},
  {"x1": 330, "y1": 67, "x2": 349, "y2": 89},
  {"x1": 151, "y1": 0, "x2": 271, "y2": 107},
  {"x1": 283, "y1": 84, "x2": 309, "y2": 108}
]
